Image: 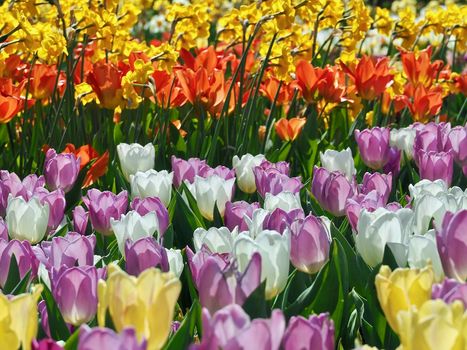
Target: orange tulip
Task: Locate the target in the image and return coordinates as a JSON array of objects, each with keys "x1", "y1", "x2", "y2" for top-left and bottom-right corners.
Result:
[
  {"x1": 0, "y1": 95, "x2": 21, "y2": 124},
  {"x1": 453, "y1": 73, "x2": 467, "y2": 96},
  {"x1": 82, "y1": 150, "x2": 109, "y2": 188},
  {"x1": 28, "y1": 64, "x2": 66, "y2": 100},
  {"x1": 275, "y1": 117, "x2": 306, "y2": 141},
  {"x1": 63, "y1": 143, "x2": 100, "y2": 170},
  {"x1": 150, "y1": 70, "x2": 186, "y2": 108},
  {"x1": 260, "y1": 77, "x2": 294, "y2": 105},
  {"x1": 400, "y1": 47, "x2": 444, "y2": 88},
  {"x1": 86, "y1": 61, "x2": 124, "y2": 110},
  {"x1": 341, "y1": 56, "x2": 394, "y2": 100},
  {"x1": 401, "y1": 85, "x2": 443, "y2": 123},
  {"x1": 294, "y1": 60, "x2": 324, "y2": 103}
]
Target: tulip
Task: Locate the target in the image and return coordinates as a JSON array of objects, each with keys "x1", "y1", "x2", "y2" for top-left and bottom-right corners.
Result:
[
  {"x1": 432, "y1": 278, "x2": 467, "y2": 307},
  {"x1": 446, "y1": 125, "x2": 467, "y2": 167},
  {"x1": 166, "y1": 248, "x2": 184, "y2": 278},
  {"x1": 345, "y1": 191, "x2": 386, "y2": 232},
  {"x1": 130, "y1": 170, "x2": 173, "y2": 206},
  {"x1": 436, "y1": 210, "x2": 467, "y2": 281},
  {"x1": 196, "y1": 305, "x2": 285, "y2": 350},
  {"x1": 409, "y1": 179, "x2": 448, "y2": 201},
  {"x1": 35, "y1": 188, "x2": 66, "y2": 231},
  {"x1": 0, "y1": 217, "x2": 8, "y2": 240},
  {"x1": 413, "y1": 122, "x2": 450, "y2": 161},
  {"x1": 234, "y1": 230, "x2": 290, "y2": 299},
  {"x1": 32, "y1": 339, "x2": 64, "y2": 350},
  {"x1": 375, "y1": 265, "x2": 434, "y2": 333},
  {"x1": 72, "y1": 206, "x2": 89, "y2": 235},
  {"x1": 407, "y1": 230, "x2": 444, "y2": 280},
  {"x1": 0, "y1": 239, "x2": 37, "y2": 288},
  {"x1": 282, "y1": 313, "x2": 335, "y2": 350},
  {"x1": 187, "y1": 247, "x2": 230, "y2": 287},
  {"x1": 6, "y1": 195, "x2": 49, "y2": 244},
  {"x1": 360, "y1": 172, "x2": 392, "y2": 204},
  {"x1": 197, "y1": 253, "x2": 261, "y2": 313},
  {"x1": 97, "y1": 264, "x2": 181, "y2": 350},
  {"x1": 117, "y1": 143, "x2": 155, "y2": 182},
  {"x1": 125, "y1": 237, "x2": 169, "y2": 276},
  {"x1": 110, "y1": 211, "x2": 160, "y2": 256},
  {"x1": 417, "y1": 149, "x2": 454, "y2": 187},
  {"x1": 275, "y1": 117, "x2": 306, "y2": 142},
  {"x1": 355, "y1": 207, "x2": 414, "y2": 267},
  {"x1": 171, "y1": 156, "x2": 207, "y2": 187},
  {"x1": 224, "y1": 201, "x2": 260, "y2": 232},
  {"x1": 396, "y1": 300, "x2": 467, "y2": 350},
  {"x1": 264, "y1": 192, "x2": 302, "y2": 212},
  {"x1": 0, "y1": 285, "x2": 43, "y2": 350},
  {"x1": 51, "y1": 265, "x2": 98, "y2": 326},
  {"x1": 253, "y1": 167, "x2": 302, "y2": 198},
  {"x1": 232, "y1": 154, "x2": 266, "y2": 193},
  {"x1": 355, "y1": 127, "x2": 391, "y2": 169},
  {"x1": 83, "y1": 189, "x2": 128, "y2": 236},
  {"x1": 311, "y1": 167, "x2": 356, "y2": 217},
  {"x1": 198, "y1": 165, "x2": 235, "y2": 181},
  {"x1": 130, "y1": 197, "x2": 169, "y2": 236},
  {"x1": 390, "y1": 127, "x2": 416, "y2": 159},
  {"x1": 43, "y1": 148, "x2": 80, "y2": 193},
  {"x1": 78, "y1": 325, "x2": 147, "y2": 350},
  {"x1": 263, "y1": 208, "x2": 305, "y2": 234},
  {"x1": 402, "y1": 85, "x2": 443, "y2": 123},
  {"x1": 290, "y1": 215, "x2": 331, "y2": 274},
  {"x1": 319, "y1": 147, "x2": 356, "y2": 181},
  {"x1": 400, "y1": 47, "x2": 442, "y2": 88},
  {"x1": 193, "y1": 175, "x2": 235, "y2": 221},
  {"x1": 193, "y1": 226, "x2": 237, "y2": 254},
  {"x1": 256, "y1": 160, "x2": 290, "y2": 175},
  {"x1": 382, "y1": 147, "x2": 401, "y2": 178}
]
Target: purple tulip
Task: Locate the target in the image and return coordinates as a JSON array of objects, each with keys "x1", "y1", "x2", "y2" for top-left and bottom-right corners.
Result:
[
  {"x1": 0, "y1": 171, "x2": 27, "y2": 216},
  {"x1": 51, "y1": 265, "x2": 98, "y2": 326},
  {"x1": 44, "y1": 148, "x2": 81, "y2": 193},
  {"x1": 197, "y1": 253, "x2": 261, "y2": 313},
  {"x1": 199, "y1": 165, "x2": 236, "y2": 181},
  {"x1": 78, "y1": 325, "x2": 147, "y2": 350},
  {"x1": 32, "y1": 339, "x2": 64, "y2": 350},
  {"x1": 186, "y1": 246, "x2": 230, "y2": 288},
  {"x1": 413, "y1": 122, "x2": 450, "y2": 163},
  {"x1": 256, "y1": 160, "x2": 290, "y2": 175},
  {"x1": 253, "y1": 167, "x2": 302, "y2": 197},
  {"x1": 37, "y1": 232, "x2": 96, "y2": 269},
  {"x1": 0, "y1": 217, "x2": 8, "y2": 240},
  {"x1": 282, "y1": 313, "x2": 335, "y2": 350},
  {"x1": 360, "y1": 172, "x2": 392, "y2": 204},
  {"x1": 436, "y1": 210, "x2": 467, "y2": 281},
  {"x1": 345, "y1": 191, "x2": 386, "y2": 232},
  {"x1": 263, "y1": 208, "x2": 305, "y2": 234},
  {"x1": 83, "y1": 189, "x2": 128, "y2": 236},
  {"x1": 382, "y1": 147, "x2": 401, "y2": 178},
  {"x1": 355, "y1": 127, "x2": 391, "y2": 169},
  {"x1": 432, "y1": 278, "x2": 467, "y2": 307},
  {"x1": 289, "y1": 215, "x2": 331, "y2": 274},
  {"x1": 130, "y1": 197, "x2": 169, "y2": 235},
  {"x1": 125, "y1": 237, "x2": 169, "y2": 276},
  {"x1": 73, "y1": 206, "x2": 89, "y2": 235},
  {"x1": 195, "y1": 305, "x2": 285, "y2": 350},
  {"x1": 446, "y1": 125, "x2": 467, "y2": 167},
  {"x1": 311, "y1": 167, "x2": 357, "y2": 217},
  {"x1": 224, "y1": 201, "x2": 260, "y2": 232},
  {"x1": 417, "y1": 150, "x2": 454, "y2": 187},
  {"x1": 0, "y1": 238, "x2": 37, "y2": 287},
  {"x1": 35, "y1": 188, "x2": 66, "y2": 231},
  {"x1": 39, "y1": 300, "x2": 51, "y2": 337},
  {"x1": 171, "y1": 156, "x2": 208, "y2": 187}
]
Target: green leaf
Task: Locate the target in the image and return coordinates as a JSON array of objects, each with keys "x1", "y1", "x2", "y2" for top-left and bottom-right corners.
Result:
[
  {"x1": 64, "y1": 329, "x2": 80, "y2": 350},
  {"x1": 163, "y1": 225, "x2": 175, "y2": 249},
  {"x1": 341, "y1": 289, "x2": 365, "y2": 349},
  {"x1": 3, "y1": 255, "x2": 21, "y2": 294},
  {"x1": 11, "y1": 270, "x2": 31, "y2": 295},
  {"x1": 163, "y1": 300, "x2": 201, "y2": 350},
  {"x1": 242, "y1": 281, "x2": 269, "y2": 319},
  {"x1": 41, "y1": 283, "x2": 71, "y2": 340}
]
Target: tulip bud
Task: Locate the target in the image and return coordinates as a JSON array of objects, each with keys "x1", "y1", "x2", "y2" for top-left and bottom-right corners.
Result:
[
  {"x1": 436, "y1": 210, "x2": 467, "y2": 281},
  {"x1": 390, "y1": 127, "x2": 416, "y2": 159},
  {"x1": 166, "y1": 248, "x2": 184, "y2": 278},
  {"x1": 263, "y1": 208, "x2": 304, "y2": 234},
  {"x1": 360, "y1": 172, "x2": 393, "y2": 204},
  {"x1": 0, "y1": 239, "x2": 37, "y2": 288},
  {"x1": 432, "y1": 278, "x2": 467, "y2": 307},
  {"x1": 290, "y1": 215, "x2": 331, "y2": 274},
  {"x1": 193, "y1": 175, "x2": 235, "y2": 221},
  {"x1": 187, "y1": 247, "x2": 229, "y2": 287},
  {"x1": 232, "y1": 154, "x2": 266, "y2": 193},
  {"x1": 199, "y1": 165, "x2": 235, "y2": 181},
  {"x1": 117, "y1": 142, "x2": 155, "y2": 182},
  {"x1": 6, "y1": 195, "x2": 49, "y2": 244},
  {"x1": 83, "y1": 189, "x2": 128, "y2": 236},
  {"x1": 446, "y1": 125, "x2": 467, "y2": 166},
  {"x1": 282, "y1": 313, "x2": 334, "y2": 350},
  {"x1": 35, "y1": 188, "x2": 66, "y2": 231},
  {"x1": 253, "y1": 167, "x2": 302, "y2": 198},
  {"x1": 355, "y1": 127, "x2": 391, "y2": 169},
  {"x1": 417, "y1": 149, "x2": 454, "y2": 187},
  {"x1": 264, "y1": 192, "x2": 302, "y2": 212},
  {"x1": 171, "y1": 156, "x2": 207, "y2": 187},
  {"x1": 51, "y1": 266, "x2": 98, "y2": 326},
  {"x1": 72, "y1": 206, "x2": 89, "y2": 235},
  {"x1": 110, "y1": 211, "x2": 160, "y2": 256},
  {"x1": 130, "y1": 196, "x2": 169, "y2": 235},
  {"x1": 43, "y1": 149, "x2": 80, "y2": 193},
  {"x1": 311, "y1": 167, "x2": 356, "y2": 217},
  {"x1": 125, "y1": 237, "x2": 169, "y2": 276},
  {"x1": 78, "y1": 325, "x2": 147, "y2": 350},
  {"x1": 224, "y1": 201, "x2": 260, "y2": 232},
  {"x1": 413, "y1": 122, "x2": 450, "y2": 164},
  {"x1": 130, "y1": 170, "x2": 173, "y2": 206},
  {"x1": 193, "y1": 227, "x2": 237, "y2": 254},
  {"x1": 319, "y1": 147, "x2": 356, "y2": 180},
  {"x1": 409, "y1": 179, "x2": 448, "y2": 201},
  {"x1": 257, "y1": 159, "x2": 290, "y2": 175}
]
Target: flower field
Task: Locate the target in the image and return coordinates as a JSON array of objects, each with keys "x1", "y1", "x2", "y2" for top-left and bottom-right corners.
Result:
[{"x1": 0, "y1": 0, "x2": 466, "y2": 348}]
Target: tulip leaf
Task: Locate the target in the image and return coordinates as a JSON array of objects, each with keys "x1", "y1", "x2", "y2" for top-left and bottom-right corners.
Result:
[
  {"x1": 3, "y1": 255, "x2": 21, "y2": 294},
  {"x1": 163, "y1": 224, "x2": 174, "y2": 249},
  {"x1": 341, "y1": 289, "x2": 365, "y2": 349},
  {"x1": 41, "y1": 283, "x2": 71, "y2": 340},
  {"x1": 212, "y1": 200, "x2": 224, "y2": 227},
  {"x1": 64, "y1": 329, "x2": 80, "y2": 350},
  {"x1": 382, "y1": 244, "x2": 399, "y2": 270},
  {"x1": 10, "y1": 270, "x2": 31, "y2": 295},
  {"x1": 163, "y1": 300, "x2": 200, "y2": 350},
  {"x1": 242, "y1": 281, "x2": 269, "y2": 319}
]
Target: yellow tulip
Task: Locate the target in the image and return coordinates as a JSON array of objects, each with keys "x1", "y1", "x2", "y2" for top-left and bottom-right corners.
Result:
[
  {"x1": 375, "y1": 265, "x2": 434, "y2": 333},
  {"x1": 396, "y1": 300, "x2": 467, "y2": 350},
  {"x1": 0, "y1": 285, "x2": 43, "y2": 350},
  {"x1": 97, "y1": 264, "x2": 181, "y2": 350}
]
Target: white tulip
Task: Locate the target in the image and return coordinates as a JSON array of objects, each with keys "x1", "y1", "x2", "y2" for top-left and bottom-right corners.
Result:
[
  {"x1": 130, "y1": 169, "x2": 173, "y2": 206},
  {"x1": 166, "y1": 248, "x2": 184, "y2": 278},
  {"x1": 110, "y1": 211, "x2": 159, "y2": 255},
  {"x1": 264, "y1": 192, "x2": 302, "y2": 212},
  {"x1": 6, "y1": 195, "x2": 49, "y2": 244},
  {"x1": 232, "y1": 153, "x2": 266, "y2": 193},
  {"x1": 390, "y1": 127, "x2": 416, "y2": 159},
  {"x1": 117, "y1": 143, "x2": 155, "y2": 182},
  {"x1": 355, "y1": 207, "x2": 413, "y2": 267},
  {"x1": 320, "y1": 147, "x2": 356, "y2": 180},
  {"x1": 409, "y1": 179, "x2": 448, "y2": 201},
  {"x1": 243, "y1": 208, "x2": 269, "y2": 239},
  {"x1": 193, "y1": 175, "x2": 235, "y2": 221},
  {"x1": 193, "y1": 226, "x2": 238, "y2": 253},
  {"x1": 408, "y1": 230, "x2": 444, "y2": 280},
  {"x1": 449, "y1": 186, "x2": 467, "y2": 209},
  {"x1": 234, "y1": 230, "x2": 290, "y2": 299}
]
